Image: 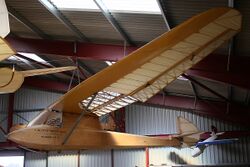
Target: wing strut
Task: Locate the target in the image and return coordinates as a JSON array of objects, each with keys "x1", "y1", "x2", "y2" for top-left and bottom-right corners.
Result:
[{"x1": 61, "y1": 93, "x2": 97, "y2": 145}]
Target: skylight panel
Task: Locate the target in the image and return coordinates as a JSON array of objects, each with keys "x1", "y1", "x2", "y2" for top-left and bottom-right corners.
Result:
[
  {"x1": 50, "y1": 0, "x2": 99, "y2": 11},
  {"x1": 50, "y1": 0, "x2": 160, "y2": 14},
  {"x1": 102, "y1": 0, "x2": 161, "y2": 14}
]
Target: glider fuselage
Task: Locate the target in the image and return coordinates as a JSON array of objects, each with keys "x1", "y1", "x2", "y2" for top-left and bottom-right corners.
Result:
[{"x1": 8, "y1": 113, "x2": 180, "y2": 150}]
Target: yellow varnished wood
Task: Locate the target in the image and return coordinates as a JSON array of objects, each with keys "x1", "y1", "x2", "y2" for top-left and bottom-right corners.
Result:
[
  {"x1": 21, "y1": 66, "x2": 77, "y2": 77},
  {"x1": 8, "y1": 113, "x2": 181, "y2": 150},
  {"x1": 0, "y1": 66, "x2": 76, "y2": 94},
  {"x1": 0, "y1": 68, "x2": 24, "y2": 94},
  {"x1": 0, "y1": 37, "x2": 16, "y2": 61}
]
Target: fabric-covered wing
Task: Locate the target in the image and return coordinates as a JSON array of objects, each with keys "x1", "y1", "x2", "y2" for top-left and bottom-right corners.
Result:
[
  {"x1": 0, "y1": 37, "x2": 16, "y2": 61},
  {"x1": 50, "y1": 8, "x2": 241, "y2": 116}
]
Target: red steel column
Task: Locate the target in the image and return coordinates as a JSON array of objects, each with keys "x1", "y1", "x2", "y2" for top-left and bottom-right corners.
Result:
[
  {"x1": 111, "y1": 149, "x2": 114, "y2": 167},
  {"x1": 7, "y1": 93, "x2": 14, "y2": 132},
  {"x1": 145, "y1": 147, "x2": 149, "y2": 167}
]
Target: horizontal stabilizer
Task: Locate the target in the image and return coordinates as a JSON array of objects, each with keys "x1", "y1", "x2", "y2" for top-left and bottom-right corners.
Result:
[
  {"x1": 21, "y1": 66, "x2": 77, "y2": 77},
  {"x1": 196, "y1": 138, "x2": 239, "y2": 147}
]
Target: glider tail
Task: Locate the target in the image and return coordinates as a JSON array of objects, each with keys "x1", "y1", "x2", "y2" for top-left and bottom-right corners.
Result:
[{"x1": 176, "y1": 117, "x2": 200, "y2": 136}]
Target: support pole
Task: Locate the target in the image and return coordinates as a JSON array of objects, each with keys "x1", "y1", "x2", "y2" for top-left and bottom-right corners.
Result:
[
  {"x1": 111, "y1": 149, "x2": 114, "y2": 167},
  {"x1": 7, "y1": 93, "x2": 14, "y2": 133},
  {"x1": 77, "y1": 150, "x2": 80, "y2": 167},
  {"x1": 46, "y1": 152, "x2": 48, "y2": 167},
  {"x1": 145, "y1": 147, "x2": 149, "y2": 167},
  {"x1": 23, "y1": 151, "x2": 26, "y2": 167}
]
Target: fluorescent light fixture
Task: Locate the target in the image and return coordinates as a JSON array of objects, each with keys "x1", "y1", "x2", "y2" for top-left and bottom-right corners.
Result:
[
  {"x1": 105, "y1": 61, "x2": 115, "y2": 66},
  {"x1": 0, "y1": 156, "x2": 24, "y2": 167},
  {"x1": 102, "y1": 0, "x2": 161, "y2": 14},
  {"x1": 18, "y1": 52, "x2": 51, "y2": 66},
  {"x1": 50, "y1": 0, "x2": 99, "y2": 11}
]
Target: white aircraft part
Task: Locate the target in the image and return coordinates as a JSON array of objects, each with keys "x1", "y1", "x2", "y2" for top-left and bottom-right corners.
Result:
[
  {"x1": 0, "y1": 0, "x2": 10, "y2": 38},
  {"x1": 192, "y1": 147, "x2": 203, "y2": 157},
  {"x1": 203, "y1": 133, "x2": 218, "y2": 146},
  {"x1": 192, "y1": 133, "x2": 218, "y2": 157}
]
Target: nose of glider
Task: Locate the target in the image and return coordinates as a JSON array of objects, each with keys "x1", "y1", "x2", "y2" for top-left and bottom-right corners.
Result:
[
  {"x1": 7, "y1": 124, "x2": 27, "y2": 143},
  {"x1": 7, "y1": 130, "x2": 18, "y2": 143}
]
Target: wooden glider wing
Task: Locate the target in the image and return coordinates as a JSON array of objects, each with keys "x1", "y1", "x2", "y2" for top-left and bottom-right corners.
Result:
[
  {"x1": 21, "y1": 66, "x2": 77, "y2": 77},
  {"x1": 50, "y1": 8, "x2": 241, "y2": 116},
  {"x1": 0, "y1": 37, "x2": 16, "y2": 61}
]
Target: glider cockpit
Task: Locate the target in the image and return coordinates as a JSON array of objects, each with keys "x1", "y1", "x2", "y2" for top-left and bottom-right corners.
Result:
[{"x1": 28, "y1": 110, "x2": 63, "y2": 128}]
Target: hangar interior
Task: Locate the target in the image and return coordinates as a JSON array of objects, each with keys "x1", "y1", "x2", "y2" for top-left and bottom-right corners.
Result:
[{"x1": 0, "y1": 0, "x2": 250, "y2": 166}]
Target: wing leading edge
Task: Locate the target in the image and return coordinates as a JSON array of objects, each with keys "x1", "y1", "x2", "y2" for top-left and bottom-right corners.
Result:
[{"x1": 50, "y1": 7, "x2": 242, "y2": 116}]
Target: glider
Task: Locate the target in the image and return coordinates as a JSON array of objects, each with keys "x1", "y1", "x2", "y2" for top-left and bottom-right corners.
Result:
[
  {"x1": 0, "y1": 0, "x2": 76, "y2": 94},
  {"x1": 149, "y1": 117, "x2": 249, "y2": 157},
  {"x1": 0, "y1": 38, "x2": 76, "y2": 94},
  {"x1": 7, "y1": 7, "x2": 242, "y2": 151}
]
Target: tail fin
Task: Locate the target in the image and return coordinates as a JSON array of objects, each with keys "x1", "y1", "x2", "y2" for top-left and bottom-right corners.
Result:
[
  {"x1": 21, "y1": 66, "x2": 76, "y2": 77},
  {"x1": 176, "y1": 117, "x2": 202, "y2": 147},
  {"x1": 177, "y1": 117, "x2": 200, "y2": 136}
]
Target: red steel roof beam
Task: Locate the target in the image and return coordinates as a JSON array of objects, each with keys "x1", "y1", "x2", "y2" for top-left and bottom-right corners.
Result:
[{"x1": 5, "y1": 37, "x2": 250, "y2": 90}]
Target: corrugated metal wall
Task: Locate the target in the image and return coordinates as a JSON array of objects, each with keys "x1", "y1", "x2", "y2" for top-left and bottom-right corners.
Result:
[
  {"x1": 8, "y1": 89, "x2": 250, "y2": 166},
  {"x1": 25, "y1": 152, "x2": 47, "y2": 167},
  {"x1": 13, "y1": 111, "x2": 41, "y2": 125},
  {"x1": 0, "y1": 88, "x2": 63, "y2": 141},
  {"x1": 13, "y1": 88, "x2": 62, "y2": 125},
  {"x1": 126, "y1": 104, "x2": 244, "y2": 135},
  {"x1": 80, "y1": 150, "x2": 111, "y2": 167},
  {"x1": 114, "y1": 149, "x2": 145, "y2": 167},
  {"x1": 14, "y1": 88, "x2": 62, "y2": 111},
  {"x1": 48, "y1": 151, "x2": 78, "y2": 167},
  {"x1": 125, "y1": 104, "x2": 250, "y2": 166},
  {"x1": 0, "y1": 94, "x2": 8, "y2": 142}
]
